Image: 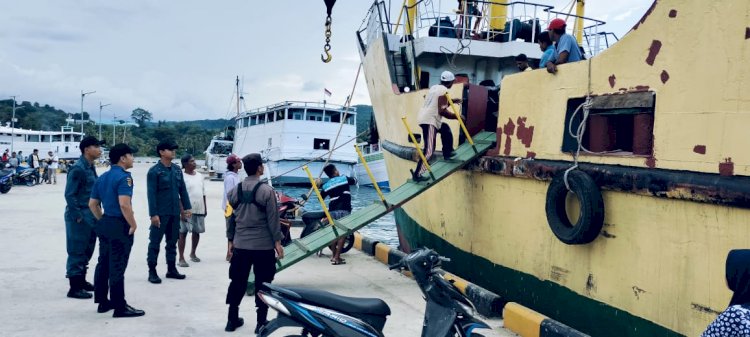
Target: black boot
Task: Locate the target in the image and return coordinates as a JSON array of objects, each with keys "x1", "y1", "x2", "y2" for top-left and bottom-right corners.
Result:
[
  {"x1": 113, "y1": 304, "x2": 145, "y2": 318},
  {"x1": 255, "y1": 307, "x2": 269, "y2": 333},
  {"x1": 166, "y1": 265, "x2": 186, "y2": 280},
  {"x1": 82, "y1": 275, "x2": 95, "y2": 292},
  {"x1": 225, "y1": 306, "x2": 244, "y2": 332},
  {"x1": 67, "y1": 276, "x2": 92, "y2": 299},
  {"x1": 148, "y1": 266, "x2": 162, "y2": 284}
]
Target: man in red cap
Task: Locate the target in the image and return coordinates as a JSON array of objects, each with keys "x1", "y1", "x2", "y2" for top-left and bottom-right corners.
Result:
[
  {"x1": 545, "y1": 18, "x2": 583, "y2": 74},
  {"x1": 223, "y1": 154, "x2": 242, "y2": 261}
]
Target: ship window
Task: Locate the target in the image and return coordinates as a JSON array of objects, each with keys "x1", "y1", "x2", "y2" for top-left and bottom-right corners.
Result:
[
  {"x1": 345, "y1": 114, "x2": 355, "y2": 125},
  {"x1": 65, "y1": 146, "x2": 69, "y2": 153},
  {"x1": 28, "y1": 135, "x2": 40, "y2": 142},
  {"x1": 561, "y1": 92, "x2": 655, "y2": 156},
  {"x1": 330, "y1": 112, "x2": 341, "y2": 123},
  {"x1": 41, "y1": 135, "x2": 48, "y2": 142},
  {"x1": 313, "y1": 138, "x2": 330, "y2": 150},
  {"x1": 276, "y1": 111, "x2": 285, "y2": 121},
  {"x1": 266, "y1": 112, "x2": 274, "y2": 123},
  {"x1": 249, "y1": 116, "x2": 257, "y2": 126},
  {"x1": 288, "y1": 108, "x2": 303, "y2": 120},
  {"x1": 258, "y1": 115, "x2": 266, "y2": 124},
  {"x1": 52, "y1": 135, "x2": 61, "y2": 142}
]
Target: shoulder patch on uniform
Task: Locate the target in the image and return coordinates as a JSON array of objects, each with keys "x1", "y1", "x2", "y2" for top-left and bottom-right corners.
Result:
[{"x1": 126, "y1": 177, "x2": 133, "y2": 187}]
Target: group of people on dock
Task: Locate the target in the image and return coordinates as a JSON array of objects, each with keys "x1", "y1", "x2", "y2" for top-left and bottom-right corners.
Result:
[
  {"x1": 2, "y1": 148, "x2": 60, "y2": 184},
  {"x1": 62, "y1": 136, "x2": 355, "y2": 333}
]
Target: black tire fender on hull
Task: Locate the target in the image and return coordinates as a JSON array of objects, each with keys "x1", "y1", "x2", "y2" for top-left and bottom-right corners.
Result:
[{"x1": 545, "y1": 170, "x2": 605, "y2": 245}]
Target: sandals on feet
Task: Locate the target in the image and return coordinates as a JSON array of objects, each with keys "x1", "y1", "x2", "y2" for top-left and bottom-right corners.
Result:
[
  {"x1": 190, "y1": 256, "x2": 201, "y2": 263},
  {"x1": 331, "y1": 259, "x2": 347, "y2": 265},
  {"x1": 178, "y1": 260, "x2": 189, "y2": 268}
]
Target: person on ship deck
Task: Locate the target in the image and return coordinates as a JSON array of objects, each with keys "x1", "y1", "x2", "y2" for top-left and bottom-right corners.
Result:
[{"x1": 545, "y1": 18, "x2": 583, "y2": 74}]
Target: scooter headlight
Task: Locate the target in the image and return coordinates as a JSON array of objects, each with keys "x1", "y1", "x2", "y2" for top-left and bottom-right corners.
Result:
[{"x1": 258, "y1": 292, "x2": 291, "y2": 316}]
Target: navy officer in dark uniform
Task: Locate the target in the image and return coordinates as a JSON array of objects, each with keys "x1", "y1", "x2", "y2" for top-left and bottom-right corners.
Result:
[
  {"x1": 146, "y1": 140, "x2": 191, "y2": 283},
  {"x1": 88, "y1": 143, "x2": 144, "y2": 317},
  {"x1": 64, "y1": 136, "x2": 102, "y2": 299}
]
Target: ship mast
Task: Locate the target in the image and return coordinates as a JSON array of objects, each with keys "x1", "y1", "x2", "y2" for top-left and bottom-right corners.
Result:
[{"x1": 235, "y1": 76, "x2": 241, "y2": 117}]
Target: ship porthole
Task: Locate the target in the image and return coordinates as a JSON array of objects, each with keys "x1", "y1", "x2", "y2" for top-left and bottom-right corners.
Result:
[{"x1": 544, "y1": 170, "x2": 605, "y2": 245}]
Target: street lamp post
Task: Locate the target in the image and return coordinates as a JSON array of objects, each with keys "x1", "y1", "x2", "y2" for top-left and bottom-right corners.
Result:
[
  {"x1": 80, "y1": 90, "x2": 95, "y2": 134},
  {"x1": 98, "y1": 102, "x2": 111, "y2": 140},
  {"x1": 112, "y1": 113, "x2": 117, "y2": 145},
  {"x1": 10, "y1": 96, "x2": 17, "y2": 154}
]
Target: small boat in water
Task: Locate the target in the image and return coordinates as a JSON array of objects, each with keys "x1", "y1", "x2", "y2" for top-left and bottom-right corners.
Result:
[{"x1": 355, "y1": 141, "x2": 389, "y2": 190}]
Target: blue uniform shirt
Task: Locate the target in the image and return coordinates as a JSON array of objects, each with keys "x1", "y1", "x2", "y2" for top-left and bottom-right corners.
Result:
[
  {"x1": 539, "y1": 44, "x2": 555, "y2": 68},
  {"x1": 551, "y1": 33, "x2": 583, "y2": 64},
  {"x1": 147, "y1": 161, "x2": 191, "y2": 217},
  {"x1": 91, "y1": 165, "x2": 133, "y2": 217},
  {"x1": 64, "y1": 155, "x2": 98, "y2": 219}
]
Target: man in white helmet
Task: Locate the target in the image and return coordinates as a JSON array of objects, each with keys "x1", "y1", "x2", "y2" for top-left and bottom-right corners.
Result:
[{"x1": 410, "y1": 70, "x2": 462, "y2": 182}]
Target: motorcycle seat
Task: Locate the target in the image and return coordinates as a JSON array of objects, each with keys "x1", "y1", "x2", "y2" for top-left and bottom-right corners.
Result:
[
  {"x1": 0, "y1": 169, "x2": 14, "y2": 176},
  {"x1": 286, "y1": 287, "x2": 391, "y2": 316}
]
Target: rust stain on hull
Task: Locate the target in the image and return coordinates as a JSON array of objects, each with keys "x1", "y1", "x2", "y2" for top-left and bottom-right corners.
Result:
[
  {"x1": 502, "y1": 118, "x2": 516, "y2": 156},
  {"x1": 469, "y1": 156, "x2": 750, "y2": 209},
  {"x1": 720, "y1": 158, "x2": 734, "y2": 177},
  {"x1": 516, "y1": 117, "x2": 534, "y2": 148},
  {"x1": 646, "y1": 40, "x2": 662, "y2": 66},
  {"x1": 693, "y1": 145, "x2": 706, "y2": 155},
  {"x1": 633, "y1": 0, "x2": 658, "y2": 30},
  {"x1": 660, "y1": 70, "x2": 670, "y2": 83},
  {"x1": 668, "y1": 9, "x2": 677, "y2": 18},
  {"x1": 608, "y1": 74, "x2": 616, "y2": 88}
]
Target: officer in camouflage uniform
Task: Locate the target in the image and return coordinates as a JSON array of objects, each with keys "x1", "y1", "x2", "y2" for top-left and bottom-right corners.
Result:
[{"x1": 64, "y1": 136, "x2": 102, "y2": 299}]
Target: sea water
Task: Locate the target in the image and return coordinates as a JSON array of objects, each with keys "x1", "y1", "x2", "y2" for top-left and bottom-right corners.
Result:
[{"x1": 276, "y1": 184, "x2": 398, "y2": 247}]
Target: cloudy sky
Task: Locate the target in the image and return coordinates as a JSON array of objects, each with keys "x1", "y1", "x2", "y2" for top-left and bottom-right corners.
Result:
[{"x1": 0, "y1": 0, "x2": 651, "y2": 123}]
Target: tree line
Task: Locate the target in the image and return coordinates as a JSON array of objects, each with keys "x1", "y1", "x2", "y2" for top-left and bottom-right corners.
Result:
[{"x1": 0, "y1": 100, "x2": 229, "y2": 159}]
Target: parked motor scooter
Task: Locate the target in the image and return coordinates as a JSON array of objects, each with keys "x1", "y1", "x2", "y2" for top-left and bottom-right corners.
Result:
[
  {"x1": 0, "y1": 164, "x2": 14, "y2": 193},
  {"x1": 14, "y1": 166, "x2": 39, "y2": 186},
  {"x1": 256, "y1": 248, "x2": 491, "y2": 337}
]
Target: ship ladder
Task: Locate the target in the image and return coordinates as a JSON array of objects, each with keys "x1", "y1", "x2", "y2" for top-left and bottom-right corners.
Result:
[{"x1": 246, "y1": 131, "x2": 497, "y2": 294}]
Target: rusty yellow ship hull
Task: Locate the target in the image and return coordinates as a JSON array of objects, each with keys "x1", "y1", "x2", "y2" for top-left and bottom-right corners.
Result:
[{"x1": 358, "y1": 0, "x2": 750, "y2": 336}]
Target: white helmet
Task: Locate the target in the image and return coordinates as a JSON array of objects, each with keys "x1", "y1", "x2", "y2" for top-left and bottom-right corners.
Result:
[{"x1": 440, "y1": 71, "x2": 455, "y2": 82}]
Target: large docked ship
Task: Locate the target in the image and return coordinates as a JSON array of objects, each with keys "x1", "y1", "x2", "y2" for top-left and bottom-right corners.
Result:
[
  {"x1": 356, "y1": 0, "x2": 749, "y2": 336},
  {"x1": 232, "y1": 101, "x2": 358, "y2": 185},
  {"x1": 0, "y1": 125, "x2": 85, "y2": 160}
]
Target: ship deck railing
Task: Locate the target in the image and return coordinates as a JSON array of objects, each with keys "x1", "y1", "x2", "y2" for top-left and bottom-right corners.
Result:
[
  {"x1": 240, "y1": 101, "x2": 357, "y2": 116},
  {"x1": 247, "y1": 131, "x2": 496, "y2": 292},
  {"x1": 359, "y1": 0, "x2": 611, "y2": 58}
]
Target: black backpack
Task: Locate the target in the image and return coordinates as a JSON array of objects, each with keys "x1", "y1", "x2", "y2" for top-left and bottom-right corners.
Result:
[{"x1": 236, "y1": 181, "x2": 265, "y2": 210}]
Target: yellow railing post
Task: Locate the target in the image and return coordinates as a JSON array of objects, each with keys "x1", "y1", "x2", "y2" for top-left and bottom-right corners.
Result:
[
  {"x1": 444, "y1": 93, "x2": 477, "y2": 152},
  {"x1": 401, "y1": 116, "x2": 435, "y2": 180},
  {"x1": 302, "y1": 165, "x2": 338, "y2": 235},
  {"x1": 354, "y1": 144, "x2": 388, "y2": 207}
]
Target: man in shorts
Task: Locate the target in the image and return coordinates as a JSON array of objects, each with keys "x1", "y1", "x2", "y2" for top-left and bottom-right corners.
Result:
[{"x1": 178, "y1": 154, "x2": 206, "y2": 267}]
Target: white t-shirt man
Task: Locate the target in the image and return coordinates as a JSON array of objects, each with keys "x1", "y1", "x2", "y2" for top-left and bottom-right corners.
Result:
[
  {"x1": 183, "y1": 171, "x2": 206, "y2": 215},
  {"x1": 417, "y1": 84, "x2": 449, "y2": 128},
  {"x1": 48, "y1": 153, "x2": 59, "y2": 169}
]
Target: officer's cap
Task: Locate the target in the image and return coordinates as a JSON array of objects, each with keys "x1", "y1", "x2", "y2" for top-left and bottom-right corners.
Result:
[
  {"x1": 156, "y1": 140, "x2": 179, "y2": 155},
  {"x1": 79, "y1": 136, "x2": 104, "y2": 152},
  {"x1": 109, "y1": 143, "x2": 134, "y2": 164}
]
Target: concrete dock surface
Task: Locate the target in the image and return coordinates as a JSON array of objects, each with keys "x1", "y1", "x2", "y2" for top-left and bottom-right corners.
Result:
[{"x1": 1, "y1": 162, "x2": 515, "y2": 337}]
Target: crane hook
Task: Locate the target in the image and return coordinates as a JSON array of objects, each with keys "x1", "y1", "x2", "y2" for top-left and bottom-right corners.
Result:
[{"x1": 321, "y1": 0, "x2": 336, "y2": 63}]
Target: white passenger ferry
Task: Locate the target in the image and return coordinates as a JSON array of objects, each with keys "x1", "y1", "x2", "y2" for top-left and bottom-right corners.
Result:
[{"x1": 0, "y1": 125, "x2": 84, "y2": 160}]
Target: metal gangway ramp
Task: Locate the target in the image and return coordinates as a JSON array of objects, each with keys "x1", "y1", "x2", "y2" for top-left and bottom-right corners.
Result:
[{"x1": 247, "y1": 131, "x2": 496, "y2": 291}]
